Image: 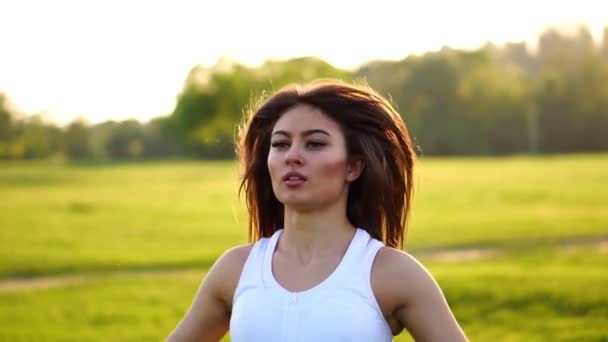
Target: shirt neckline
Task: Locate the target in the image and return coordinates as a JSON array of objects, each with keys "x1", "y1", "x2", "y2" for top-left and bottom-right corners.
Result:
[{"x1": 263, "y1": 228, "x2": 362, "y2": 298}]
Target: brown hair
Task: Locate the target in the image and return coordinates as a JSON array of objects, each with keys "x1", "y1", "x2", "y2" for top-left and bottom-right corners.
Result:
[{"x1": 237, "y1": 80, "x2": 416, "y2": 249}]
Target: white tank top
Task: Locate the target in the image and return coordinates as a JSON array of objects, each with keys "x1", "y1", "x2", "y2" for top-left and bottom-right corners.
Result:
[{"x1": 230, "y1": 228, "x2": 393, "y2": 341}]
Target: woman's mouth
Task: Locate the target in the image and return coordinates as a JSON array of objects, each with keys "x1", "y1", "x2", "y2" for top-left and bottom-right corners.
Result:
[{"x1": 282, "y1": 172, "x2": 307, "y2": 187}]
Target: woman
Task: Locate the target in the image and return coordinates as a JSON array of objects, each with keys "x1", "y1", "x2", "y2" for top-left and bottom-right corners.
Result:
[{"x1": 166, "y1": 80, "x2": 467, "y2": 341}]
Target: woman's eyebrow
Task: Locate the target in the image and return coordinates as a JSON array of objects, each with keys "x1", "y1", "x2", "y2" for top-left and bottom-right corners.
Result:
[{"x1": 272, "y1": 129, "x2": 331, "y2": 137}]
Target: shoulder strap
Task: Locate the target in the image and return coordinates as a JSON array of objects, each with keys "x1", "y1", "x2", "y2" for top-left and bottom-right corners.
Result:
[
  {"x1": 233, "y1": 229, "x2": 284, "y2": 303},
  {"x1": 361, "y1": 233, "x2": 385, "y2": 282},
  {"x1": 261, "y1": 228, "x2": 283, "y2": 289},
  {"x1": 327, "y1": 229, "x2": 382, "y2": 285},
  {"x1": 232, "y1": 237, "x2": 269, "y2": 303}
]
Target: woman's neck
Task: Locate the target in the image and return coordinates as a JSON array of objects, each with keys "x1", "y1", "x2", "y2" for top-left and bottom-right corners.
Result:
[{"x1": 280, "y1": 204, "x2": 356, "y2": 260}]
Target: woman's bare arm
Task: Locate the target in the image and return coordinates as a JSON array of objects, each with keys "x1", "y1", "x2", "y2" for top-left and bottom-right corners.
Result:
[
  {"x1": 373, "y1": 248, "x2": 467, "y2": 342},
  {"x1": 165, "y1": 245, "x2": 252, "y2": 342}
]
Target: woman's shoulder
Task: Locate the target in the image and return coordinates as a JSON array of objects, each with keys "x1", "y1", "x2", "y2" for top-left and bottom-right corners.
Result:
[
  {"x1": 213, "y1": 243, "x2": 255, "y2": 278},
  {"x1": 372, "y1": 248, "x2": 468, "y2": 341},
  {"x1": 374, "y1": 246, "x2": 425, "y2": 274},
  {"x1": 372, "y1": 247, "x2": 439, "y2": 302},
  {"x1": 211, "y1": 233, "x2": 278, "y2": 283},
  {"x1": 205, "y1": 243, "x2": 255, "y2": 307}
]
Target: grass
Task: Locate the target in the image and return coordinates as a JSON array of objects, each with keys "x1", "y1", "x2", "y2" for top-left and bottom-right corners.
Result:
[
  {"x1": 427, "y1": 248, "x2": 608, "y2": 341},
  {"x1": 0, "y1": 270, "x2": 202, "y2": 342},
  {"x1": 0, "y1": 154, "x2": 607, "y2": 341},
  {"x1": 0, "y1": 249, "x2": 605, "y2": 341},
  {"x1": 0, "y1": 161, "x2": 246, "y2": 277}
]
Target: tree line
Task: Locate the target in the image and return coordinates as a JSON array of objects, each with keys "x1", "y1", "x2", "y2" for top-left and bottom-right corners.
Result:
[{"x1": 1, "y1": 26, "x2": 607, "y2": 160}]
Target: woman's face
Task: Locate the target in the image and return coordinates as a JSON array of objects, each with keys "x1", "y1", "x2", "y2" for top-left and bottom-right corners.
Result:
[{"x1": 267, "y1": 104, "x2": 361, "y2": 211}]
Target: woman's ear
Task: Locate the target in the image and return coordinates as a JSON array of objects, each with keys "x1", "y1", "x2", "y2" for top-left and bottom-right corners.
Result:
[{"x1": 346, "y1": 157, "x2": 365, "y2": 182}]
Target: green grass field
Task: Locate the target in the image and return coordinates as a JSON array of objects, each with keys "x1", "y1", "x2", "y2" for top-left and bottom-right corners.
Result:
[{"x1": 0, "y1": 154, "x2": 607, "y2": 341}]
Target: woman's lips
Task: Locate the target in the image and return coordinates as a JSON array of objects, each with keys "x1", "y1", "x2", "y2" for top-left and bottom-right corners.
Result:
[
  {"x1": 282, "y1": 172, "x2": 307, "y2": 188},
  {"x1": 284, "y1": 178, "x2": 306, "y2": 187}
]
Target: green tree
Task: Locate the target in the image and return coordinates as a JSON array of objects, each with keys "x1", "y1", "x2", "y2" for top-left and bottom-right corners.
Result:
[
  {"x1": 0, "y1": 93, "x2": 23, "y2": 159},
  {"x1": 65, "y1": 119, "x2": 91, "y2": 160},
  {"x1": 104, "y1": 120, "x2": 146, "y2": 160},
  {"x1": 20, "y1": 115, "x2": 53, "y2": 159},
  {"x1": 0, "y1": 93, "x2": 13, "y2": 141},
  {"x1": 170, "y1": 56, "x2": 352, "y2": 158}
]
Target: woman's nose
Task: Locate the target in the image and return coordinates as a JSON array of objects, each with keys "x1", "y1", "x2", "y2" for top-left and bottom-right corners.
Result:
[{"x1": 284, "y1": 145, "x2": 303, "y2": 165}]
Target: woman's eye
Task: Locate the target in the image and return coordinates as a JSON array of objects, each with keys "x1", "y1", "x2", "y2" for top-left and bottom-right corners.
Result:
[
  {"x1": 271, "y1": 141, "x2": 289, "y2": 148},
  {"x1": 306, "y1": 141, "x2": 325, "y2": 148}
]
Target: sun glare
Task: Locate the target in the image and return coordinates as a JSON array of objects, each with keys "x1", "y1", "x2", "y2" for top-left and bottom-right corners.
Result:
[{"x1": 0, "y1": 0, "x2": 605, "y2": 125}]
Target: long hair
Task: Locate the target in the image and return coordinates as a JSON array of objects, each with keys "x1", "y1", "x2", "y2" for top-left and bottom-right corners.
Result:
[{"x1": 237, "y1": 80, "x2": 416, "y2": 249}]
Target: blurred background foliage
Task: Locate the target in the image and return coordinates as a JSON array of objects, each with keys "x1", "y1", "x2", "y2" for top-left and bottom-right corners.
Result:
[
  {"x1": 1, "y1": 23, "x2": 608, "y2": 342},
  {"x1": 1, "y1": 26, "x2": 607, "y2": 160}
]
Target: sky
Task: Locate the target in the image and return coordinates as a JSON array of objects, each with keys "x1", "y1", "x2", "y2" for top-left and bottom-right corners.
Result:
[{"x1": 0, "y1": 0, "x2": 606, "y2": 125}]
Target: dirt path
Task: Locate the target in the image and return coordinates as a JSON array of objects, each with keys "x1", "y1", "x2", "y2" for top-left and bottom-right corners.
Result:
[
  {"x1": 0, "y1": 274, "x2": 91, "y2": 292},
  {"x1": 0, "y1": 269, "x2": 198, "y2": 292},
  {"x1": 412, "y1": 235, "x2": 608, "y2": 261},
  {"x1": 1, "y1": 237, "x2": 606, "y2": 292}
]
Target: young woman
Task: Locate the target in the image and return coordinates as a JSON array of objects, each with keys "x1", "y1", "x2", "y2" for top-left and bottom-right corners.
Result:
[{"x1": 166, "y1": 80, "x2": 467, "y2": 341}]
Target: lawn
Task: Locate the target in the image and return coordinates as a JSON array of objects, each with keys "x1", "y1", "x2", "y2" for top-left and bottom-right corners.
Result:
[
  {"x1": 0, "y1": 154, "x2": 606, "y2": 341},
  {"x1": 0, "y1": 249, "x2": 605, "y2": 341}
]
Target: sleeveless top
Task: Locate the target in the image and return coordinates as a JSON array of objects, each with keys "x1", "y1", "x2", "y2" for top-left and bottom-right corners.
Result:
[{"x1": 229, "y1": 228, "x2": 393, "y2": 341}]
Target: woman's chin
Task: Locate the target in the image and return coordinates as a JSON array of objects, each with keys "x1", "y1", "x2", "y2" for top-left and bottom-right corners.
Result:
[{"x1": 280, "y1": 198, "x2": 317, "y2": 212}]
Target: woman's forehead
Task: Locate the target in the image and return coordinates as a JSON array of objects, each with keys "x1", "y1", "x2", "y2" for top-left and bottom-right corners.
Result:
[{"x1": 272, "y1": 104, "x2": 341, "y2": 133}]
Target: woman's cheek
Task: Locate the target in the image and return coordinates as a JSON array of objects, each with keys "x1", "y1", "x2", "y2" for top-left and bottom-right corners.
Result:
[
  {"x1": 267, "y1": 153, "x2": 280, "y2": 180},
  {"x1": 320, "y1": 157, "x2": 348, "y2": 182}
]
